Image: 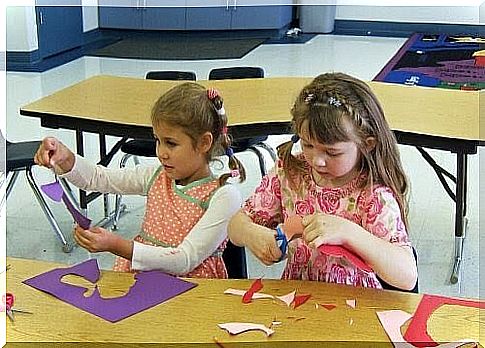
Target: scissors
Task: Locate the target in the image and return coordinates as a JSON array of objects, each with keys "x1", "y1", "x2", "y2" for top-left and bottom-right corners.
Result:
[
  {"x1": 5, "y1": 292, "x2": 32, "y2": 322},
  {"x1": 275, "y1": 225, "x2": 288, "y2": 262}
]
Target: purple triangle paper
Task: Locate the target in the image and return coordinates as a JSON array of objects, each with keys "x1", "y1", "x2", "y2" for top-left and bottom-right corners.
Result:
[
  {"x1": 23, "y1": 259, "x2": 197, "y2": 322},
  {"x1": 41, "y1": 181, "x2": 64, "y2": 202},
  {"x1": 41, "y1": 181, "x2": 92, "y2": 229}
]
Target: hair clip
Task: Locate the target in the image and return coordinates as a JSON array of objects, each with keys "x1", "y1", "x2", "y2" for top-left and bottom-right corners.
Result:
[
  {"x1": 291, "y1": 134, "x2": 300, "y2": 143},
  {"x1": 328, "y1": 96, "x2": 342, "y2": 107},
  {"x1": 230, "y1": 169, "x2": 240, "y2": 178},
  {"x1": 207, "y1": 88, "x2": 219, "y2": 100},
  {"x1": 304, "y1": 93, "x2": 315, "y2": 103},
  {"x1": 225, "y1": 147, "x2": 234, "y2": 157},
  {"x1": 216, "y1": 105, "x2": 225, "y2": 116}
]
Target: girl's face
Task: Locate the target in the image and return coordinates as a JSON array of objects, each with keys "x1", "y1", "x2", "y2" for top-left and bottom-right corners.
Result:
[
  {"x1": 153, "y1": 121, "x2": 212, "y2": 186},
  {"x1": 299, "y1": 129, "x2": 362, "y2": 188}
]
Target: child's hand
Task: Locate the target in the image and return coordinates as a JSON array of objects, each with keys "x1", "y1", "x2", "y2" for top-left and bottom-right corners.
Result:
[
  {"x1": 245, "y1": 225, "x2": 282, "y2": 266},
  {"x1": 74, "y1": 225, "x2": 119, "y2": 253},
  {"x1": 34, "y1": 137, "x2": 75, "y2": 174},
  {"x1": 302, "y1": 213, "x2": 356, "y2": 248}
]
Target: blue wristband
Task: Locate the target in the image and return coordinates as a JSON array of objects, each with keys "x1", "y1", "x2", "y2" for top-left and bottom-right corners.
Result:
[{"x1": 275, "y1": 225, "x2": 288, "y2": 261}]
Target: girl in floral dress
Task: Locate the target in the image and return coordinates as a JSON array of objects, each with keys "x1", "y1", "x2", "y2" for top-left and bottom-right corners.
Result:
[
  {"x1": 35, "y1": 83, "x2": 245, "y2": 278},
  {"x1": 229, "y1": 72, "x2": 417, "y2": 290}
]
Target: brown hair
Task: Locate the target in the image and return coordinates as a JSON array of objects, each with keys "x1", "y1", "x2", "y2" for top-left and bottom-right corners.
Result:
[
  {"x1": 277, "y1": 72, "x2": 409, "y2": 227},
  {"x1": 151, "y1": 82, "x2": 246, "y2": 185}
]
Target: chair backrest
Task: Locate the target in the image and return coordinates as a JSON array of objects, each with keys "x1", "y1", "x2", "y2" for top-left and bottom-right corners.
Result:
[
  {"x1": 208, "y1": 67, "x2": 264, "y2": 80},
  {"x1": 378, "y1": 247, "x2": 419, "y2": 293},
  {"x1": 222, "y1": 240, "x2": 248, "y2": 279},
  {"x1": 145, "y1": 71, "x2": 196, "y2": 81}
]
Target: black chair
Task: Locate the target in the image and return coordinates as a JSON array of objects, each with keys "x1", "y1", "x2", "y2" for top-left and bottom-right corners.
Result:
[
  {"x1": 5, "y1": 139, "x2": 74, "y2": 252},
  {"x1": 223, "y1": 240, "x2": 248, "y2": 279},
  {"x1": 377, "y1": 247, "x2": 419, "y2": 293},
  {"x1": 208, "y1": 66, "x2": 277, "y2": 177},
  {"x1": 112, "y1": 71, "x2": 197, "y2": 229}
]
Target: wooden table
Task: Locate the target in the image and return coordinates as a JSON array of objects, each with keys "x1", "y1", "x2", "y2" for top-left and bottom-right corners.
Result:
[
  {"x1": 7, "y1": 256, "x2": 479, "y2": 347},
  {"x1": 20, "y1": 75, "x2": 484, "y2": 283}
]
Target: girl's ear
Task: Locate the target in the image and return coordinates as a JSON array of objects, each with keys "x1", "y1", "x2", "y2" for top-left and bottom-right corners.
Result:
[
  {"x1": 365, "y1": 136, "x2": 376, "y2": 152},
  {"x1": 198, "y1": 131, "x2": 213, "y2": 153}
]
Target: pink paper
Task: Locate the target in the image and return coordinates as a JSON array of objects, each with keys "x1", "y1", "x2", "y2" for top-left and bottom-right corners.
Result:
[
  {"x1": 218, "y1": 322, "x2": 274, "y2": 336},
  {"x1": 23, "y1": 259, "x2": 197, "y2": 322},
  {"x1": 276, "y1": 290, "x2": 296, "y2": 307},
  {"x1": 318, "y1": 245, "x2": 372, "y2": 272},
  {"x1": 346, "y1": 299, "x2": 356, "y2": 309}
]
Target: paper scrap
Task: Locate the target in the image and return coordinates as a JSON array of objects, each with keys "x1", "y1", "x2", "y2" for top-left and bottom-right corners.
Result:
[
  {"x1": 276, "y1": 290, "x2": 296, "y2": 307},
  {"x1": 346, "y1": 299, "x2": 356, "y2": 309},
  {"x1": 218, "y1": 323, "x2": 274, "y2": 336},
  {"x1": 224, "y1": 288, "x2": 274, "y2": 300},
  {"x1": 320, "y1": 303, "x2": 336, "y2": 311},
  {"x1": 242, "y1": 278, "x2": 264, "y2": 304},
  {"x1": 41, "y1": 181, "x2": 91, "y2": 229},
  {"x1": 293, "y1": 294, "x2": 311, "y2": 309}
]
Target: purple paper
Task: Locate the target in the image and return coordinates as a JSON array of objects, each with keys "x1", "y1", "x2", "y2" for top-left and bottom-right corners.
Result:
[
  {"x1": 41, "y1": 181, "x2": 64, "y2": 202},
  {"x1": 41, "y1": 181, "x2": 91, "y2": 229},
  {"x1": 23, "y1": 259, "x2": 197, "y2": 322}
]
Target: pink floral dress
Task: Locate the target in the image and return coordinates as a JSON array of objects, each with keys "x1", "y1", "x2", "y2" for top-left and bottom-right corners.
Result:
[
  {"x1": 114, "y1": 167, "x2": 228, "y2": 278},
  {"x1": 243, "y1": 155, "x2": 410, "y2": 288}
]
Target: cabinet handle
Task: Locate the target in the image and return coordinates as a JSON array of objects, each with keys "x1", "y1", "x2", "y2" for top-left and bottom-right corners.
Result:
[
  {"x1": 226, "y1": 0, "x2": 229, "y2": 11},
  {"x1": 39, "y1": 11, "x2": 43, "y2": 25}
]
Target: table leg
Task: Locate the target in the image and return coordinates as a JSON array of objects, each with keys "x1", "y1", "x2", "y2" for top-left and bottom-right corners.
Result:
[{"x1": 450, "y1": 153, "x2": 468, "y2": 284}]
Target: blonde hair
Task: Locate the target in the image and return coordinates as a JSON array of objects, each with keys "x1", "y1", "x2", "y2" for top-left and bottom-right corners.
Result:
[
  {"x1": 151, "y1": 82, "x2": 246, "y2": 185},
  {"x1": 277, "y1": 72, "x2": 409, "y2": 227}
]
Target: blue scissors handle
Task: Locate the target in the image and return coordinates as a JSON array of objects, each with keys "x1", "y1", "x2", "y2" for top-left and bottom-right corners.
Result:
[{"x1": 275, "y1": 225, "x2": 288, "y2": 261}]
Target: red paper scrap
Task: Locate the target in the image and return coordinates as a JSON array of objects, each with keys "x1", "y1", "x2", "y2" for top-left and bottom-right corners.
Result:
[
  {"x1": 318, "y1": 245, "x2": 372, "y2": 272},
  {"x1": 293, "y1": 294, "x2": 311, "y2": 309},
  {"x1": 320, "y1": 303, "x2": 336, "y2": 310},
  {"x1": 403, "y1": 294, "x2": 485, "y2": 347},
  {"x1": 242, "y1": 278, "x2": 264, "y2": 304}
]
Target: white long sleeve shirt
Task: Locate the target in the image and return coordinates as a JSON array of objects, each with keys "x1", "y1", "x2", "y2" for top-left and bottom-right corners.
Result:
[{"x1": 62, "y1": 155, "x2": 242, "y2": 275}]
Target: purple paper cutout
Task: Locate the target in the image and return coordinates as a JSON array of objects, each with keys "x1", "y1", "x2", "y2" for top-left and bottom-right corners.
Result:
[
  {"x1": 41, "y1": 181, "x2": 91, "y2": 229},
  {"x1": 41, "y1": 181, "x2": 64, "y2": 202},
  {"x1": 23, "y1": 259, "x2": 197, "y2": 322}
]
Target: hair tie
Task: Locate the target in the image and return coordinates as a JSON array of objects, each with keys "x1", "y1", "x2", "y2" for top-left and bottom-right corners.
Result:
[
  {"x1": 222, "y1": 126, "x2": 228, "y2": 135},
  {"x1": 225, "y1": 147, "x2": 234, "y2": 157},
  {"x1": 291, "y1": 134, "x2": 300, "y2": 143},
  {"x1": 207, "y1": 88, "x2": 219, "y2": 100},
  {"x1": 230, "y1": 169, "x2": 240, "y2": 178}
]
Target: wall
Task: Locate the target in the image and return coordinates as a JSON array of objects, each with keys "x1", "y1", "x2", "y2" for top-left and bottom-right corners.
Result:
[
  {"x1": 335, "y1": 6, "x2": 481, "y2": 24},
  {"x1": 6, "y1": 0, "x2": 98, "y2": 52}
]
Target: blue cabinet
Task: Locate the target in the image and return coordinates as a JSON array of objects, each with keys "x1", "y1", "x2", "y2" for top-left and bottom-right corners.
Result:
[
  {"x1": 231, "y1": 6, "x2": 293, "y2": 30},
  {"x1": 98, "y1": 1, "x2": 293, "y2": 30},
  {"x1": 186, "y1": 6, "x2": 232, "y2": 30},
  {"x1": 98, "y1": 0, "x2": 186, "y2": 30},
  {"x1": 35, "y1": 4, "x2": 83, "y2": 58}
]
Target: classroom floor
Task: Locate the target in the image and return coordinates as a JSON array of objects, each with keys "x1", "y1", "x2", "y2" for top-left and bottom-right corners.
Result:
[{"x1": 5, "y1": 34, "x2": 483, "y2": 299}]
